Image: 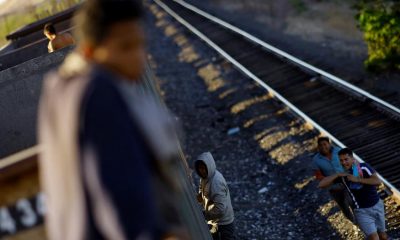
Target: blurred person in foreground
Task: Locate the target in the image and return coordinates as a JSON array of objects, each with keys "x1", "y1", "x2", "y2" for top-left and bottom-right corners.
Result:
[
  {"x1": 43, "y1": 23, "x2": 75, "y2": 53},
  {"x1": 38, "y1": 0, "x2": 185, "y2": 239},
  {"x1": 195, "y1": 152, "x2": 235, "y2": 240},
  {"x1": 312, "y1": 137, "x2": 355, "y2": 222},
  {"x1": 319, "y1": 148, "x2": 388, "y2": 240}
]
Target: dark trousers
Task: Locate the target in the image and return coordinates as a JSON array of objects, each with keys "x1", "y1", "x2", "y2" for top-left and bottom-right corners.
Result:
[
  {"x1": 211, "y1": 222, "x2": 235, "y2": 240},
  {"x1": 330, "y1": 185, "x2": 355, "y2": 223}
]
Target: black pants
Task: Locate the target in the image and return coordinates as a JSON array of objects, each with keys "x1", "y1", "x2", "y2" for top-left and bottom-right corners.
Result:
[
  {"x1": 330, "y1": 185, "x2": 355, "y2": 223},
  {"x1": 211, "y1": 222, "x2": 235, "y2": 240}
]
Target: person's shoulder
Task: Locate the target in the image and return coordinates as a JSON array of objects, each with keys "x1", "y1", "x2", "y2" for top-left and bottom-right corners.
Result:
[
  {"x1": 213, "y1": 171, "x2": 228, "y2": 185},
  {"x1": 61, "y1": 32, "x2": 74, "y2": 42},
  {"x1": 84, "y1": 69, "x2": 120, "y2": 104},
  {"x1": 210, "y1": 172, "x2": 228, "y2": 193},
  {"x1": 360, "y1": 162, "x2": 375, "y2": 176},
  {"x1": 312, "y1": 152, "x2": 321, "y2": 162},
  {"x1": 359, "y1": 162, "x2": 372, "y2": 169},
  {"x1": 332, "y1": 146, "x2": 341, "y2": 153},
  {"x1": 80, "y1": 67, "x2": 115, "y2": 102},
  {"x1": 42, "y1": 70, "x2": 62, "y2": 97},
  {"x1": 62, "y1": 32, "x2": 72, "y2": 37},
  {"x1": 43, "y1": 65, "x2": 85, "y2": 93}
]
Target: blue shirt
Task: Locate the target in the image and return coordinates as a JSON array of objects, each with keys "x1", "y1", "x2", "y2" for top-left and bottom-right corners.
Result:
[
  {"x1": 342, "y1": 163, "x2": 379, "y2": 209},
  {"x1": 311, "y1": 146, "x2": 344, "y2": 176}
]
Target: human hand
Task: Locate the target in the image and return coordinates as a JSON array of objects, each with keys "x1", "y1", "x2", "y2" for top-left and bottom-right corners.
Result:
[
  {"x1": 197, "y1": 193, "x2": 203, "y2": 203},
  {"x1": 346, "y1": 175, "x2": 360, "y2": 183},
  {"x1": 336, "y1": 173, "x2": 349, "y2": 177}
]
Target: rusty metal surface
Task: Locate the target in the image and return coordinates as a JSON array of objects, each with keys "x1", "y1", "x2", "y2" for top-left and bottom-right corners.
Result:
[{"x1": 0, "y1": 148, "x2": 44, "y2": 239}]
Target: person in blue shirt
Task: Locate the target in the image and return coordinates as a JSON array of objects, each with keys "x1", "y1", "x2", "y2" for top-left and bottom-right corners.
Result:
[
  {"x1": 311, "y1": 137, "x2": 355, "y2": 222},
  {"x1": 319, "y1": 148, "x2": 388, "y2": 240}
]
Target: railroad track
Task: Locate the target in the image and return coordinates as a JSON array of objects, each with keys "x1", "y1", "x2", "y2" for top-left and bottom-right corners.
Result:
[
  {"x1": 154, "y1": 0, "x2": 400, "y2": 202},
  {"x1": 0, "y1": 1, "x2": 399, "y2": 238}
]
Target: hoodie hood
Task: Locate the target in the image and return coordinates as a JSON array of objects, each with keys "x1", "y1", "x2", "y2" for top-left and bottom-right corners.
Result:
[
  {"x1": 195, "y1": 152, "x2": 216, "y2": 179},
  {"x1": 195, "y1": 152, "x2": 234, "y2": 225}
]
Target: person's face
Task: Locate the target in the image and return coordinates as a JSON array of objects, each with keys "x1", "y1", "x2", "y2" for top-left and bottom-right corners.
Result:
[
  {"x1": 196, "y1": 162, "x2": 208, "y2": 179},
  {"x1": 92, "y1": 20, "x2": 146, "y2": 81},
  {"x1": 318, "y1": 140, "x2": 331, "y2": 156},
  {"x1": 339, "y1": 154, "x2": 354, "y2": 170}
]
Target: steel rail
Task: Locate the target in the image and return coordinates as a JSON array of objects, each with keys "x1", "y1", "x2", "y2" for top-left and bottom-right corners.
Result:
[
  {"x1": 173, "y1": 0, "x2": 400, "y2": 117},
  {"x1": 154, "y1": 0, "x2": 400, "y2": 199}
]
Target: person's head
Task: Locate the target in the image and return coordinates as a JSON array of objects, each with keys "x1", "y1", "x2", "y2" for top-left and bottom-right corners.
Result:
[
  {"x1": 74, "y1": 0, "x2": 145, "y2": 80},
  {"x1": 195, "y1": 161, "x2": 208, "y2": 179},
  {"x1": 338, "y1": 148, "x2": 355, "y2": 170},
  {"x1": 317, "y1": 137, "x2": 331, "y2": 156},
  {"x1": 44, "y1": 23, "x2": 57, "y2": 40}
]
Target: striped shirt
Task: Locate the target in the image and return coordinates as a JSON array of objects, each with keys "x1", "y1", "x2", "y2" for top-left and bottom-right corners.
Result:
[{"x1": 342, "y1": 163, "x2": 379, "y2": 209}]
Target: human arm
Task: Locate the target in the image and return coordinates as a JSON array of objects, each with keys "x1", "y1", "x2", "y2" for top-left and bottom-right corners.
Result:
[
  {"x1": 48, "y1": 42, "x2": 54, "y2": 53},
  {"x1": 314, "y1": 170, "x2": 325, "y2": 181},
  {"x1": 346, "y1": 173, "x2": 381, "y2": 186},
  {"x1": 346, "y1": 163, "x2": 382, "y2": 186},
  {"x1": 66, "y1": 32, "x2": 75, "y2": 45},
  {"x1": 204, "y1": 181, "x2": 228, "y2": 221},
  {"x1": 197, "y1": 193, "x2": 203, "y2": 203},
  {"x1": 311, "y1": 158, "x2": 325, "y2": 181},
  {"x1": 197, "y1": 180, "x2": 204, "y2": 203},
  {"x1": 318, "y1": 173, "x2": 348, "y2": 188}
]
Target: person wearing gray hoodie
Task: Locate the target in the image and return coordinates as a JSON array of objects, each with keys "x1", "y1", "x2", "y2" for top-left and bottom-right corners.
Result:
[{"x1": 195, "y1": 152, "x2": 235, "y2": 240}]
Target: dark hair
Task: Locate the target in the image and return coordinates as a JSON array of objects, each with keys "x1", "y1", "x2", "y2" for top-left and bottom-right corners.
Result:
[
  {"x1": 317, "y1": 137, "x2": 330, "y2": 145},
  {"x1": 338, "y1": 148, "x2": 353, "y2": 157},
  {"x1": 44, "y1": 23, "x2": 56, "y2": 35},
  {"x1": 73, "y1": 0, "x2": 143, "y2": 45}
]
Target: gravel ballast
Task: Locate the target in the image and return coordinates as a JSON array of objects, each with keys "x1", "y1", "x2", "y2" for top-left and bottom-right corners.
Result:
[{"x1": 144, "y1": 3, "x2": 400, "y2": 239}]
